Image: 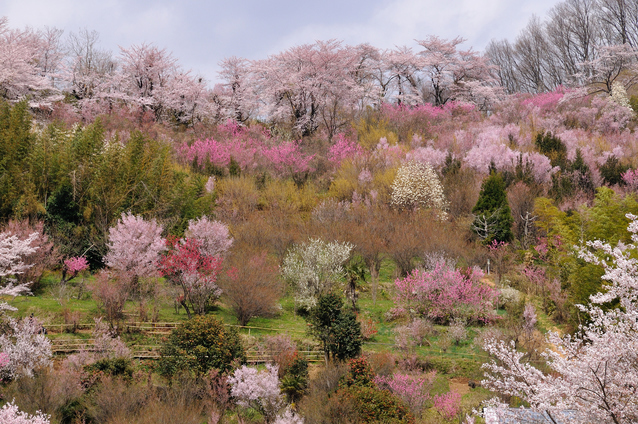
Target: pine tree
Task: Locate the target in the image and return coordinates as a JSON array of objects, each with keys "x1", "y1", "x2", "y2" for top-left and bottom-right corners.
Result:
[{"x1": 472, "y1": 172, "x2": 514, "y2": 243}]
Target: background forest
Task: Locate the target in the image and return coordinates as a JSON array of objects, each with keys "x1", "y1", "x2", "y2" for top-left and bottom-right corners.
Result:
[{"x1": 1, "y1": 0, "x2": 638, "y2": 423}]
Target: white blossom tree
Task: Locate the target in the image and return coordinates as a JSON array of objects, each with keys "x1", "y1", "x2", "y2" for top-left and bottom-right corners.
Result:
[
  {"x1": 482, "y1": 214, "x2": 638, "y2": 424},
  {"x1": 0, "y1": 401, "x2": 50, "y2": 424},
  {"x1": 281, "y1": 238, "x2": 353, "y2": 309},
  {"x1": 0, "y1": 318, "x2": 52, "y2": 379}
]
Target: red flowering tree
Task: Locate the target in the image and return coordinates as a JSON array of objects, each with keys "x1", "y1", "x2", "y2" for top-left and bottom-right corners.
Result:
[{"x1": 159, "y1": 237, "x2": 223, "y2": 318}]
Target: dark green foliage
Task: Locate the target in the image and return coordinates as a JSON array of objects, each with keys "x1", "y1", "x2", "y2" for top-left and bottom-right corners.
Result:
[
  {"x1": 442, "y1": 152, "x2": 461, "y2": 176},
  {"x1": 599, "y1": 156, "x2": 629, "y2": 186},
  {"x1": 85, "y1": 358, "x2": 134, "y2": 380},
  {"x1": 158, "y1": 315, "x2": 245, "y2": 377},
  {"x1": 229, "y1": 156, "x2": 241, "y2": 177},
  {"x1": 340, "y1": 357, "x2": 375, "y2": 388},
  {"x1": 535, "y1": 132, "x2": 568, "y2": 170},
  {"x1": 306, "y1": 293, "x2": 363, "y2": 362},
  {"x1": 281, "y1": 356, "x2": 309, "y2": 403},
  {"x1": 472, "y1": 172, "x2": 514, "y2": 243}
]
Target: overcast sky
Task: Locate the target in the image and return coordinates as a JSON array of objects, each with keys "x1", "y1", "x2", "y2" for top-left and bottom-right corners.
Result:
[{"x1": 1, "y1": 0, "x2": 560, "y2": 85}]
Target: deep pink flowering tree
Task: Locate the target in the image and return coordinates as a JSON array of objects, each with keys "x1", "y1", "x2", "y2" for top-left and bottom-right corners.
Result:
[
  {"x1": 158, "y1": 237, "x2": 223, "y2": 319},
  {"x1": 394, "y1": 259, "x2": 498, "y2": 323}
]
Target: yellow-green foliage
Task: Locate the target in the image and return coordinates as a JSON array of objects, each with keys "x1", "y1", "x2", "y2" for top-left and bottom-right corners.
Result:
[
  {"x1": 328, "y1": 160, "x2": 361, "y2": 201},
  {"x1": 216, "y1": 175, "x2": 259, "y2": 220},
  {"x1": 259, "y1": 179, "x2": 319, "y2": 213},
  {"x1": 372, "y1": 166, "x2": 398, "y2": 205},
  {"x1": 355, "y1": 115, "x2": 398, "y2": 150}
]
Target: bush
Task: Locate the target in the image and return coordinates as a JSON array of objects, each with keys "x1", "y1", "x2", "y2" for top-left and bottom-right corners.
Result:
[
  {"x1": 338, "y1": 385, "x2": 415, "y2": 424},
  {"x1": 158, "y1": 315, "x2": 245, "y2": 377}
]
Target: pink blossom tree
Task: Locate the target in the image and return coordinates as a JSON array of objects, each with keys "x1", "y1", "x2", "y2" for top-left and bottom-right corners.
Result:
[
  {"x1": 184, "y1": 217, "x2": 233, "y2": 258},
  {"x1": 482, "y1": 214, "x2": 638, "y2": 424},
  {"x1": 394, "y1": 259, "x2": 498, "y2": 323},
  {"x1": 229, "y1": 364, "x2": 284, "y2": 424},
  {"x1": 104, "y1": 212, "x2": 165, "y2": 279},
  {"x1": 0, "y1": 17, "x2": 52, "y2": 101}
]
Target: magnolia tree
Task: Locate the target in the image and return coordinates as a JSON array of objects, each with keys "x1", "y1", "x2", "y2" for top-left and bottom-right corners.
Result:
[
  {"x1": 390, "y1": 161, "x2": 448, "y2": 214},
  {"x1": 159, "y1": 237, "x2": 223, "y2": 318},
  {"x1": 229, "y1": 364, "x2": 285, "y2": 424},
  {"x1": 482, "y1": 214, "x2": 638, "y2": 424},
  {"x1": 0, "y1": 318, "x2": 52, "y2": 379},
  {"x1": 281, "y1": 238, "x2": 353, "y2": 309},
  {"x1": 104, "y1": 212, "x2": 165, "y2": 279}
]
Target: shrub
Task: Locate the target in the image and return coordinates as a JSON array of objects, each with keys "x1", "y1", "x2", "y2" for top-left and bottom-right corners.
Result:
[
  {"x1": 158, "y1": 315, "x2": 245, "y2": 377},
  {"x1": 338, "y1": 385, "x2": 415, "y2": 424}
]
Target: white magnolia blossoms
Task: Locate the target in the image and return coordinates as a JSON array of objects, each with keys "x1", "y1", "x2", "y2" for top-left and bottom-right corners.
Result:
[
  {"x1": 481, "y1": 214, "x2": 638, "y2": 424},
  {"x1": 390, "y1": 161, "x2": 447, "y2": 214}
]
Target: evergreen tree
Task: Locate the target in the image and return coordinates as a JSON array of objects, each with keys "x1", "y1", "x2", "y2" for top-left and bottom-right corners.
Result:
[{"x1": 472, "y1": 172, "x2": 514, "y2": 243}]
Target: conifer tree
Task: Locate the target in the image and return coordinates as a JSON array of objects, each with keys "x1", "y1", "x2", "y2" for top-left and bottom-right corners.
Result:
[{"x1": 472, "y1": 172, "x2": 514, "y2": 243}]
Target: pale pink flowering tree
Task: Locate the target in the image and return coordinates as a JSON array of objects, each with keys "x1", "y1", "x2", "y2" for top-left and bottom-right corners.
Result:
[
  {"x1": 184, "y1": 217, "x2": 233, "y2": 258},
  {"x1": 482, "y1": 214, "x2": 638, "y2": 424},
  {"x1": 0, "y1": 231, "x2": 39, "y2": 312},
  {"x1": 104, "y1": 212, "x2": 165, "y2": 279},
  {"x1": 229, "y1": 364, "x2": 284, "y2": 424},
  {"x1": 0, "y1": 402, "x2": 50, "y2": 424},
  {"x1": 0, "y1": 17, "x2": 52, "y2": 101},
  {"x1": 374, "y1": 371, "x2": 437, "y2": 415},
  {"x1": 0, "y1": 318, "x2": 52, "y2": 379}
]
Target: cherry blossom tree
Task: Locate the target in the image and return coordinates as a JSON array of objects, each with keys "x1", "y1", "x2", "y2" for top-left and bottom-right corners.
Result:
[
  {"x1": 0, "y1": 317, "x2": 52, "y2": 379},
  {"x1": 580, "y1": 43, "x2": 638, "y2": 93},
  {"x1": 216, "y1": 56, "x2": 257, "y2": 123},
  {"x1": 0, "y1": 402, "x2": 50, "y2": 424},
  {"x1": 104, "y1": 212, "x2": 165, "y2": 279},
  {"x1": 229, "y1": 364, "x2": 284, "y2": 424},
  {"x1": 253, "y1": 40, "x2": 364, "y2": 139},
  {"x1": 0, "y1": 17, "x2": 52, "y2": 101},
  {"x1": 0, "y1": 230, "x2": 39, "y2": 312},
  {"x1": 184, "y1": 217, "x2": 233, "y2": 258},
  {"x1": 482, "y1": 214, "x2": 638, "y2": 424}
]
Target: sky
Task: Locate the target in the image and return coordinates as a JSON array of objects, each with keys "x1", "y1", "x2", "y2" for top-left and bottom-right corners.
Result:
[{"x1": 0, "y1": 0, "x2": 560, "y2": 86}]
